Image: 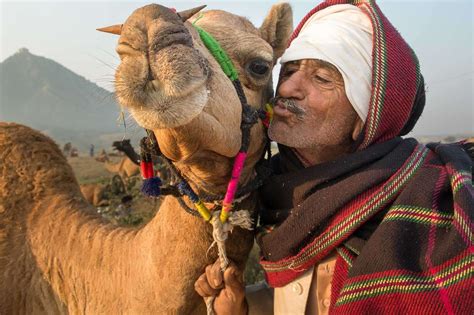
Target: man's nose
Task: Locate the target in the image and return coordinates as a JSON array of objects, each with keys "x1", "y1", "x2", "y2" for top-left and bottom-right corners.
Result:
[{"x1": 277, "y1": 71, "x2": 305, "y2": 100}]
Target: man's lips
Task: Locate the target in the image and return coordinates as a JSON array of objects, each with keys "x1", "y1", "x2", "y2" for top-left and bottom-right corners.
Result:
[{"x1": 272, "y1": 100, "x2": 293, "y2": 118}]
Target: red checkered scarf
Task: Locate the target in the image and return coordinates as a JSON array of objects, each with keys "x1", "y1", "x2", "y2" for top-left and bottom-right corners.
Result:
[{"x1": 257, "y1": 1, "x2": 474, "y2": 313}]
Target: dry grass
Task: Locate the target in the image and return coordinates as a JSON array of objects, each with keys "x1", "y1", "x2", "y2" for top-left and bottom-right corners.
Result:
[{"x1": 68, "y1": 156, "x2": 123, "y2": 184}]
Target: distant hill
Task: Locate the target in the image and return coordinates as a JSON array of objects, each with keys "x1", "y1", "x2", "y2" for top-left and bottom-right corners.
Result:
[{"x1": 0, "y1": 48, "x2": 144, "y2": 151}]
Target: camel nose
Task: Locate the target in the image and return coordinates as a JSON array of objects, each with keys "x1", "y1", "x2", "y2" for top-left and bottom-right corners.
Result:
[
  {"x1": 149, "y1": 23, "x2": 193, "y2": 53},
  {"x1": 147, "y1": 66, "x2": 155, "y2": 82}
]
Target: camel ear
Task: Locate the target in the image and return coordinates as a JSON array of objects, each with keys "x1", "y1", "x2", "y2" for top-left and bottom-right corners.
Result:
[{"x1": 259, "y1": 3, "x2": 293, "y2": 62}]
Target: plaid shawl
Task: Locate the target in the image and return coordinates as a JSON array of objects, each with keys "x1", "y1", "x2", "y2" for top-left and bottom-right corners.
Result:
[
  {"x1": 258, "y1": 139, "x2": 473, "y2": 313},
  {"x1": 257, "y1": 0, "x2": 473, "y2": 313}
]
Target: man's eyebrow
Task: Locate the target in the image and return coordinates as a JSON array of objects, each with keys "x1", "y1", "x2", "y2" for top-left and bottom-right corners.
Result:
[
  {"x1": 282, "y1": 61, "x2": 300, "y2": 70},
  {"x1": 286, "y1": 61, "x2": 300, "y2": 66}
]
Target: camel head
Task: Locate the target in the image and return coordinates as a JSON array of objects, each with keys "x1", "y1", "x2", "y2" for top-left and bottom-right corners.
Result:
[{"x1": 102, "y1": 3, "x2": 292, "y2": 193}]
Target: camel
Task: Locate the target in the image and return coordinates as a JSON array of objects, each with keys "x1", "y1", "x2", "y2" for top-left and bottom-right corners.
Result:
[
  {"x1": 112, "y1": 139, "x2": 140, "y2": 165},
  {"x1": 94, "y1": 148, "x2": 108, "y2": 162},
  {"x1": 112, "y1": 139, "x2": 173, "y2": 184},
  {"x1": 95, "y1": 149, "x2": 141, "y2": 181},
  {"x1": 0, "y1": 3, "x2": 292, "y2": 314},
  {"x1": 103, "y1": 156, "x2": 140, "y2": 180},
  {"x1": 80, "y1": 183, "x2": 109, "y2": 207},
  {"x1": 80, "y1": 175, "x2": 126, "y2": 208}
]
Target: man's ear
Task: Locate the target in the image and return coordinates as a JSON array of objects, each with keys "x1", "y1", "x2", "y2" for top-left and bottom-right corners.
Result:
[
  {"x1": 259, "y1": 3, "x2": 293, "y2": 62},
  {"x1": 352, "y1": 118, "x2": 364, "y2": 141}
]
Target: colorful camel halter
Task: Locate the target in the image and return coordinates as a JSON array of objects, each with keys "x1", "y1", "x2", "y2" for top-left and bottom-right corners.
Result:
[{"x1": 140, "y1": 23, "x2": 260, "y2": 224}]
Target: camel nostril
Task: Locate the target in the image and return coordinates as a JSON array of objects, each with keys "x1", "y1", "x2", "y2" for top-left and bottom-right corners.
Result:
[
  {"x1": 150, "y1": 24, "x2": 193, "y2": 53},
  {"x1": 147, "y1": 67, "x2": 155, "y2": 82}
]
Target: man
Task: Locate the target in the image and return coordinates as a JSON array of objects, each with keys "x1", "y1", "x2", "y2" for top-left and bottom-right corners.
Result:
[{"x1": 195, "y1": 1, "x2": 473, "y2": 314}]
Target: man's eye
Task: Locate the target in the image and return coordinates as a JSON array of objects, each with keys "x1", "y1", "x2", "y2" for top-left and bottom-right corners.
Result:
[
  {"x1": 281, "y1": 69, "x2": 296, "y2": 78},
  {"x1": 314, "y1": 75, "x2": 331, "y2": 83}
]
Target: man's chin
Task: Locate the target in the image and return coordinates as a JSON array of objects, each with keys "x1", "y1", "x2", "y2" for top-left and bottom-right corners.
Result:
[{"x1": 268, "y1": 122, "x2": 293, "y2": 146}]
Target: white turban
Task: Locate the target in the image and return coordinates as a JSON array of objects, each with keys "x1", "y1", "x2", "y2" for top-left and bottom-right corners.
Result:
[{"x1": 280, "y1": 4, "x2": 373, "y2": 122}]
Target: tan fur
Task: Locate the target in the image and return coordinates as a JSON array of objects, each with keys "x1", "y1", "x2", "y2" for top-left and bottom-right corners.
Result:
[
  {"x1": 103, "y1": 157, "x2": 140, "y2": 180},
  {"x1": 0, "y1": 3, "x2": 292, "y2": 314},
  {"x1": 80, "y1": 183, "x2": 108, "y2": 207}
]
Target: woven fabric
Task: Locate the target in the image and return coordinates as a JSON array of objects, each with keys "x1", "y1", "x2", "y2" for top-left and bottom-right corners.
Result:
[{"x1": 258, "y1": 139, "x2": 473, "y2": 313}]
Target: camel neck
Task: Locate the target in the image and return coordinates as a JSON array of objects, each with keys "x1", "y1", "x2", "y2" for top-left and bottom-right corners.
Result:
[{"x1": 28, "y1": 193, "x2": 160, "y2": 311}]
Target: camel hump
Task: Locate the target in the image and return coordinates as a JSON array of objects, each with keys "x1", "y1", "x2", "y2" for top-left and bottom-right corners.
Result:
[
  {"x1": 0, "y1": 122, "x2": 79, "y2": 203},
  {"x1": 0, "y1": 122, "x2": 65, "y2": 163}
]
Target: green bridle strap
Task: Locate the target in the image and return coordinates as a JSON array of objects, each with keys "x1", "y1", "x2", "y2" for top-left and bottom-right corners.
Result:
[{"x1": 193, "y1": 25, "x2": 239, "y2": 81}]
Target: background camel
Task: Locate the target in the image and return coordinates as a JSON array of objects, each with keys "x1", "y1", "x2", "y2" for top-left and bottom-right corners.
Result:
[
  {"x1": 112, "y1": 139, "x2": 140, "y2": 165},
  {"x1": 0, "y1": 3, "x2": 292, "y2": 314},
  {"x1": 112, "y1": 139, "x2": 173, "y2": 184},
  {"x1": 80, "y1": 183, "x2": 109, "y2": 207},
  {"x1": 95, "y1": 148, "x2": 141, "y2": 183},
  {"x1": 102, "y1": 155, "x2": 140, "y2": 180},
  {"x1": 80, "y1": 175, "x2": 126, "y2": 208}
]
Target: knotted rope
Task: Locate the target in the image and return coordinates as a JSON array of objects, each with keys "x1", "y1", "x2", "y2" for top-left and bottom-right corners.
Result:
[{"x1": 205, "y1": 210, "x2": 254, "y2": 315}]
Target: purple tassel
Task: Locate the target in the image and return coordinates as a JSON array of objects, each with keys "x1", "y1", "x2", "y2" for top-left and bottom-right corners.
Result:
[{"x1": 141, "y1": 177, "x2": 162, "y2": 197}]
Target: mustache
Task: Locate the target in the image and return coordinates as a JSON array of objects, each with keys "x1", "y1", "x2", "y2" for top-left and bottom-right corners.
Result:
[{"x1": 270, "y1": 97, "x2": 306, "y2": 119}]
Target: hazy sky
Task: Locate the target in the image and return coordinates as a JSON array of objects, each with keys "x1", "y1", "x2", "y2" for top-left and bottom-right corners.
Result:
[{"x1": 1, "y1": 0, "x2": 472, "y2": 136}]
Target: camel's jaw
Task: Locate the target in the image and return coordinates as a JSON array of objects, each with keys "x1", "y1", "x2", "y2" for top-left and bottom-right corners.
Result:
[{"x1": 114, "y1": 4, "x2": 211, "y2": 130}]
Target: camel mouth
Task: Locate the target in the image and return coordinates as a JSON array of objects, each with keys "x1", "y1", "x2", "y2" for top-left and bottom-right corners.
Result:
[
  {"x1": 145, "y1": 80, "x2": 160, "y2": 93},
  {"x1": 127, "y1": 83, "x2": 208, "y2": 130}
]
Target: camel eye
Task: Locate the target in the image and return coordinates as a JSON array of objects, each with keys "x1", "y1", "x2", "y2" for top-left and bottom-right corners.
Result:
[{"x1": 247, "y1": 59, "x2": 270, "y2": 77}]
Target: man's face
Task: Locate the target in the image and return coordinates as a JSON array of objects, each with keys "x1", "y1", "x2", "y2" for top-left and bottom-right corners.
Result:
[{"x1": 268, "y1": 59, "x2": 360, "y2": 150}]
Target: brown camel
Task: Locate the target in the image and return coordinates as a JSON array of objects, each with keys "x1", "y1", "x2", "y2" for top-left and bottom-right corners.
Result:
[
  {"x1": 0, "y1": 3, "x2": 292, "y2": 314},
  {"x1": 95, "y1": 149, "x2": 141, "y2": 181},
  {"x1": 112, "y1": 139, "x2": 140, "y2": 165},
  {"x1": 80, "y1": 183, "x2": 109, "y2": 207},
  {"x1": 103, "y1": 155, "x2": 140, "y2": 180}
]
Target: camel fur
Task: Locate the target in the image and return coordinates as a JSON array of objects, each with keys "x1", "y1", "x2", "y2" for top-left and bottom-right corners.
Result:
[
  {"x1": 95, "y1": 149, "x2": 140, "y2": 182},
  {"x1": 103, "y1": 156, "x2": 140, "y2": 180},
  {"x1": 0, "y1": 3, "x2": 292, "y2": 314}
]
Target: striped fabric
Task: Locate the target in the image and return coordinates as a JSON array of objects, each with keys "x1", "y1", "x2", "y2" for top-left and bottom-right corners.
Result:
[{"x1": 259, "y1": 141, "x2": 473, "y2": 315}]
